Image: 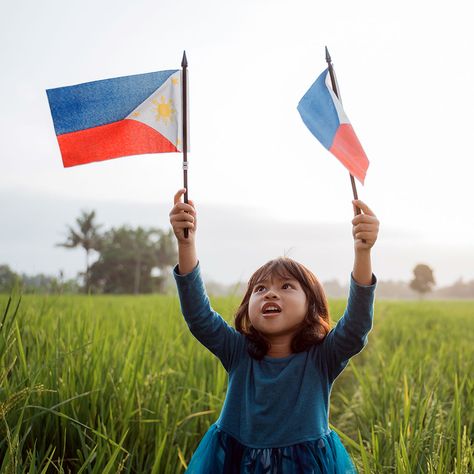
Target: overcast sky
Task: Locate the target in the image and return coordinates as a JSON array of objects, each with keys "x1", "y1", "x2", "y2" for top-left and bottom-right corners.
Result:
[{"x1": 1, "y1": 0, "x2": 473, "y2": 287}]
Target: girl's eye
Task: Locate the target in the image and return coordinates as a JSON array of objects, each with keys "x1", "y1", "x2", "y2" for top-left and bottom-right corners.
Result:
[{"x1": 255, "y1": 283, "x2": 293, "y2": 292}]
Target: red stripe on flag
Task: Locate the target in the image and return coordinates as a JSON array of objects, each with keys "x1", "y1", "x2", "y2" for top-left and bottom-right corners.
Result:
[
  {"x1": 329, "y1": 124, "x2": 369, "y2": 184},
  {"x1": 57, "y1": 119, "x2": 178, "y2": 167}
]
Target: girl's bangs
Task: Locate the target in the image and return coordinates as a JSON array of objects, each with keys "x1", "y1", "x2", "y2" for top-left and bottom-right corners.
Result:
[{"x1": 249, "y1": 260, "x2": 303, "y2": 289}]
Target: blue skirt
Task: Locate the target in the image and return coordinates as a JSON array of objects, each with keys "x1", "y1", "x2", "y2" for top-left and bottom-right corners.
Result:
[{"x1": 185, "y1": 423, "x2": 358, "y2": 473}]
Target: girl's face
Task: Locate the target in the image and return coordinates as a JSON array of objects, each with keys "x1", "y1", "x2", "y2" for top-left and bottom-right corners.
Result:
[{"x1": 248, "y1": 274, "x2": 308, "y2": 337}]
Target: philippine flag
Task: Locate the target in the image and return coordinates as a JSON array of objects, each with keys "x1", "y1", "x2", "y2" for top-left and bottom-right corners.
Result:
[
  {"x1": 297, "y1": 68, "x2": 369, "y2": 184},
  {"x1": 46, "y1": 69, "x2": 186, "y2": 167}
]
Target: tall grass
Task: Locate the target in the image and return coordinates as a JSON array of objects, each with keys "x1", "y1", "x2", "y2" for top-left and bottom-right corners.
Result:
[{"x1": 0, "y1": 293, "x2": 472, "y2": 473}]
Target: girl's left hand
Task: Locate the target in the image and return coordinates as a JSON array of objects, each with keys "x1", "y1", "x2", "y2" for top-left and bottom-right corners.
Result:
[{"x1": 351, "y1": 200, "x2": 379, "y2": 252}]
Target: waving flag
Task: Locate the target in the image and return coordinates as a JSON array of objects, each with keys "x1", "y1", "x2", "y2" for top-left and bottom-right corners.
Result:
[
  {"x1": 46, "y1": 69, "x2": 184, "y2": 167},
  {"x1": 297, "y1": 68, "x2": 369, "y2": 184}
]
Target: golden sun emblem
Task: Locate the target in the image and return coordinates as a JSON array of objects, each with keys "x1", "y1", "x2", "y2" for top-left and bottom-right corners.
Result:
[{"x1": 151, "y1": 95, "x2": 175, "y2": 125}]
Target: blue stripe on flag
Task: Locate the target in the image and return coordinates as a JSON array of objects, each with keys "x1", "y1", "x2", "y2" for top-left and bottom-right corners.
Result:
[
  {"x1": 297, "y1": 69, "x2": 340, "y2": 150},
  {"x1": 46, "y1": 70, "x2": 178, "y2": 135}
]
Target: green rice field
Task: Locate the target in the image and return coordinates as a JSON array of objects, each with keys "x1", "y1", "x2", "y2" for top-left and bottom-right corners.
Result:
[{"x1": 0, "y1": 292, "x2": 473, "y2": 473}]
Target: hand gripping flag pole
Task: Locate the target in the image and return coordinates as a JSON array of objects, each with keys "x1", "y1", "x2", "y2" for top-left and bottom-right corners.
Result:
[
  {"x1": 324, "y1": 47, "x2": 362, "y2": 217},
  {"x1": 181, "y1": 51, "x2": 190, "y2": 239}
]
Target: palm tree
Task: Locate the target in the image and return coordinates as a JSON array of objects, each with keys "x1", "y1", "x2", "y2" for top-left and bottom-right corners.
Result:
[{"x1": 56, "y1": 210, "x2": 103, "y2": 293}]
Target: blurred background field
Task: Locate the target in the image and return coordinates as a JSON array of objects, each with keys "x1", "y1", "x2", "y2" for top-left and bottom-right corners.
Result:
[{"x1": 0, "y1": 293, "x2": 473, "y2": 473}]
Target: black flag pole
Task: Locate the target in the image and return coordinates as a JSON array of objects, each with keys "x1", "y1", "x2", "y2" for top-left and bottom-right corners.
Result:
[
  {"x1": 325, "y1": 46, "x2": 362, "y2": 218},
  {"x1": 181, "y1": 50, "x2": 189, "y2": 238}
]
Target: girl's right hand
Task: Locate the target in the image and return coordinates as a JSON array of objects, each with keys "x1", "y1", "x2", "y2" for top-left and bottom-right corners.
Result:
[{"x1": 169, "y1": 188, "x2": 197, "y2": 246}]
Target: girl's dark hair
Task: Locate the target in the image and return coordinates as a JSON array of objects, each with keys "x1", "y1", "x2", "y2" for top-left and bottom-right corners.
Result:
[{"x1": 234, "y1": 257, "x2": 331, "y2": 360}]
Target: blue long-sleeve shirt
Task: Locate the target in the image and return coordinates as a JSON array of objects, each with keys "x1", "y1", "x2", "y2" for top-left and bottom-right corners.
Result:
[{"x1": 173, "y1": 261, "x2": 377, "y2": 449}]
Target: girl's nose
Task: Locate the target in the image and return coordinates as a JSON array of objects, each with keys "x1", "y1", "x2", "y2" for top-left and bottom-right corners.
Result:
[{"x1": 265, "y1": 290, "x2": 279, "y2": 299}]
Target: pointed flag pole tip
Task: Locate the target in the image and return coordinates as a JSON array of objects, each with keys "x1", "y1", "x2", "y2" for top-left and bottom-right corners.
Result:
[
  {"x1": 325, "y1": 46, "x2": 331, "y2": 64},
  {"x1": 181, "y1": 50, "x2": 188, "y2": 68}
]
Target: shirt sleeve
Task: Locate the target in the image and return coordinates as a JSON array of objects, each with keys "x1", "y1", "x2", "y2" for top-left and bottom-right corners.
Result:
[
  {"x1": 173, "y1": 260, "x2": 245, "y2": 372},
  {"x1": 320, "y1": 272, "x2": 377, "y2": 384}
]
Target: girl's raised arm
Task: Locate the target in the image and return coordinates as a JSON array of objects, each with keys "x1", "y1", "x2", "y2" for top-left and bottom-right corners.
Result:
[
  {"x1": 169, "y1": 189, "x2": 245, "y2": 372},
  {"x1": 321, "y1": 272, "x2": 377, "y2": 383},
  {"x1": 320, "y1": 200, "x2": 379, "y2": 383}
]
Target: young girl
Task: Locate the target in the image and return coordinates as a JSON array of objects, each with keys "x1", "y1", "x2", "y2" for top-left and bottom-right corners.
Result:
[{"x1": 169, "y1": 188, "x2": 379, "y2": 473}]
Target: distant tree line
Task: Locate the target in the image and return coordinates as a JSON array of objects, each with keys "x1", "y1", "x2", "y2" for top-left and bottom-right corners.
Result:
[
  {"x1": 0, "y1": 265, "x2": 80, "y2": 294},
  {"x1": 1, "y1": 219, "x2": 473, "y2": 298},
  {"x1": 0, "y1": 210, "x2": 177, "y2": 295},
  {"x1": 321, "y1": 264, "x2": 473, "y2": 300}
]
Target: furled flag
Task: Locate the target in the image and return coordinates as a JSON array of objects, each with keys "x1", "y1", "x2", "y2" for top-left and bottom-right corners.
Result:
[
  {"x1": 46, "y1": 69, "x2": 186, "y2": 167},
  {"x1": 297, "y1": 68, "x2": 369, "y2": 184}
]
